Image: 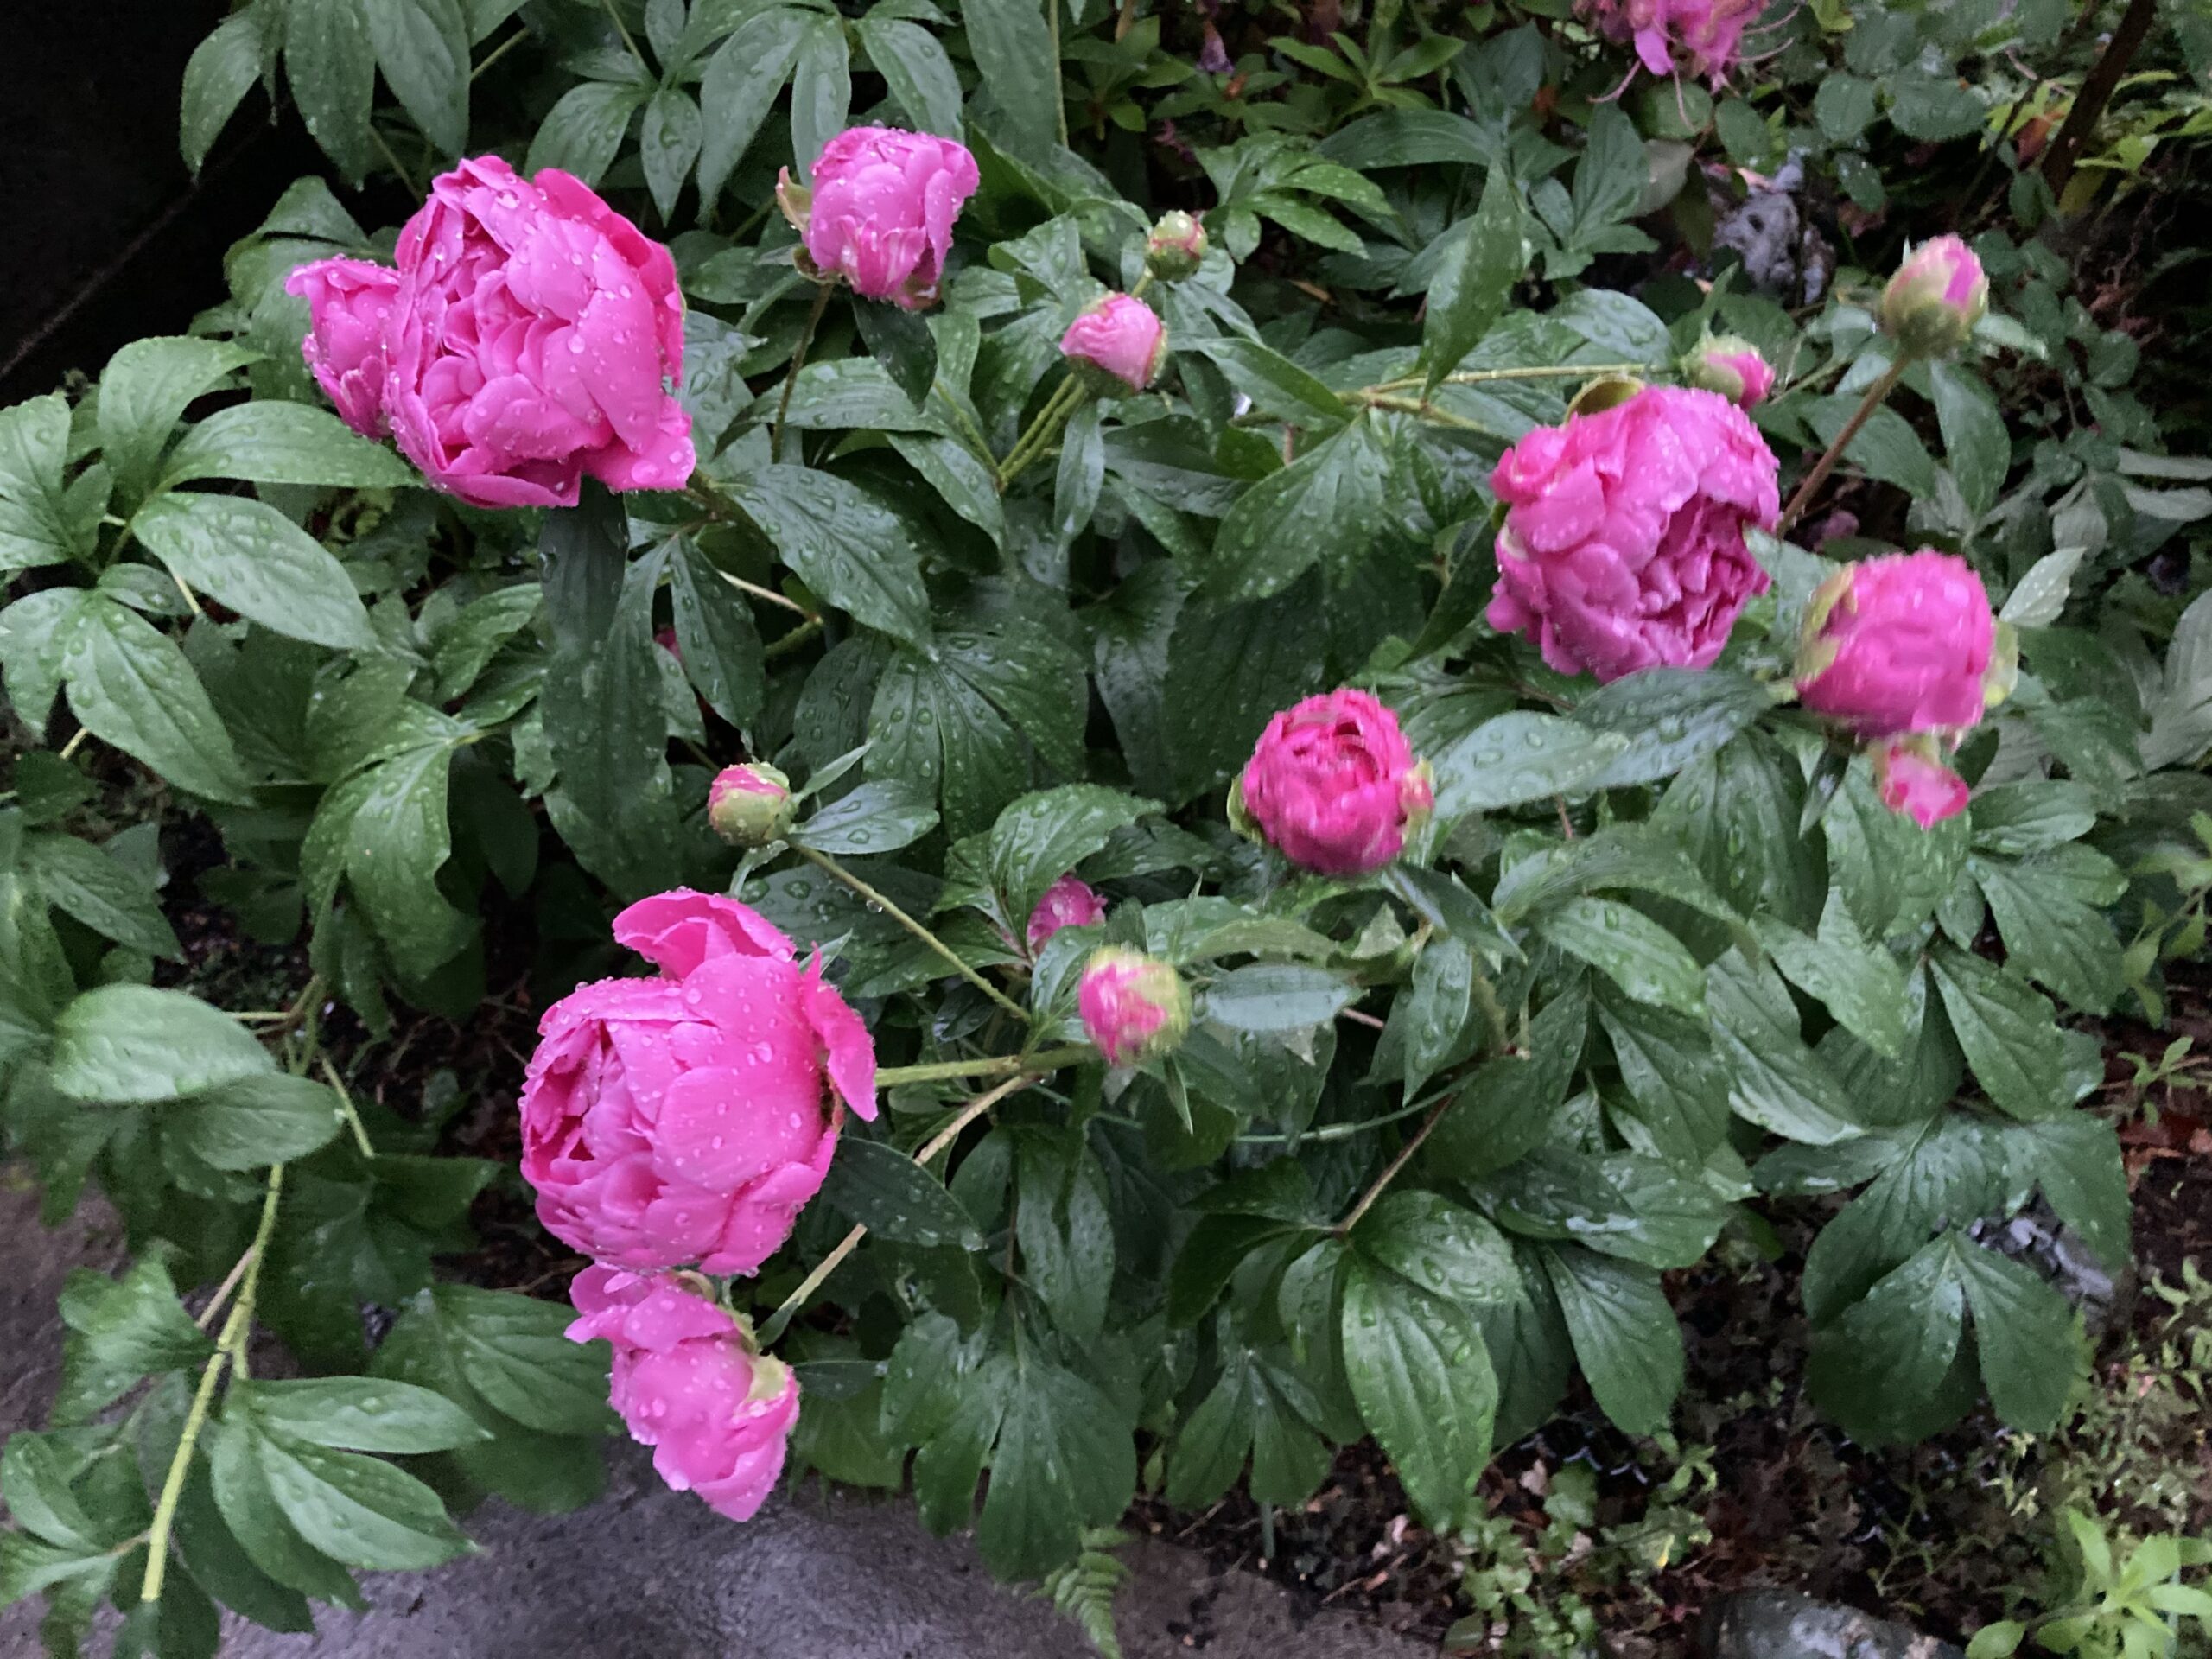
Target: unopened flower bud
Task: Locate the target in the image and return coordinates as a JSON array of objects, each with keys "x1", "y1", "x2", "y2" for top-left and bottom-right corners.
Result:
[
  {"x1": 1880, "y1": 236, "x2": 1987, "y2": 359},
  {"x1": 1869, "y1": 736, "x2": 1969, "y2": 830},
  {"x1": 1078, "y1": 947, "x2": 1190, "y2": 1067},
  {"x1": 1680, "y1": 334, "x2": 1774, "y2": 409},
  {"x1": 1145, "y1": 211, "x2": 1209, "y2": 281},
  {"x1": 709, "y1": 763, "x2": 795, "y2": 848},
  {"x1": 1060, "y1": 295, "x2": 1167, "y2": 393}
]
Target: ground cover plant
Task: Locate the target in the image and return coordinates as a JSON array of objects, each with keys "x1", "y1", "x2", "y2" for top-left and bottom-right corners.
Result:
[{"x1": 3, "y1": 0, "x2": 2210, "y2": 1653}]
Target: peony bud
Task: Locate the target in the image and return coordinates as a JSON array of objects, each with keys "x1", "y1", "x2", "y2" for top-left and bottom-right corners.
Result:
[
  {"x1": 1870, "y1": 738, "x2": 1969, "y2": 830},
  {"x1": 1026, "y1": 874, "x2": 1107, "y2": 956},
  {"x1": 1680, "y1": 334, "x2": 1775, "y2": 410},
  {"x1": 709, "y1": 763, "x2": 795, "y2": 848},
  {"x1": 1796, "y1": 550, "x2": 1994, "y2": 738},
  {"x1": 786, "y1": 127, "x2": 979, "y2": 311},
  {"x1": 1235, "y1": 689, "x2": 1433, "y2": 876},
  {"x1": 1078, "y1": 947, "x2": 1190, "y2": 1067},
  {"x1": 1879, "y1": 235, "x2": 1988, "y2": 359},
  {"x1": 1145, "y1": 211, "x2": 1209, "y2": 281},
  {"x1": 1059, "y1": 294, "x2": 1167, "y2": 393}
]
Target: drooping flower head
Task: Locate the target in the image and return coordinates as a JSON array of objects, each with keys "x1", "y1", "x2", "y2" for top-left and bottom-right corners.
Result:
[
  {"x1": 1870, "y1": 738, "x2": 1970, "y2": 829},
  {"x1": 1486, "y1": 385, "x2": 1780, "y2": 683},
  {"x1": 780, "y1": 127, "x2": 979, "y2": 311},
  {"x1": 1026, "y1": 875, "x2": 1108, "y2": 957},
  {"x1": 1078, "y1": 948, "x2": 1190, "y2": 1067},
  {"x1": 1232, "y1": 690, "x2": 1433, "y2": 876},
  {"x1": 709, "y1": 763, "x2": 795, "y2": 849},
  {"x1": 1059, "y1": 295, "x2": 1167, "y2": 393},
  {"x1": 520, "y1": 889, "x2": 875, "y2": 1276},
  {"x1": 1880, "y1": 236, "x2": 1988, "y2": 359},
  {"x1": 285, "y1": 257, "x2": 401, "y2": 437},
  {"x1": 1795, "y1": 550, "x2": 1997, "y2": 737},
  {"x1": 567, "y1": 1266, "x2": 798, "y2": 1522},
  {"x1": 379, "y1": 155, "x2": 695, "y2": 507},
  {"x1": 1580, "y1": 0, "x2": 1768, "y2": 86},
  {"x1": 1681, "y1": 334, "x2": 1775, "y2": 410}
]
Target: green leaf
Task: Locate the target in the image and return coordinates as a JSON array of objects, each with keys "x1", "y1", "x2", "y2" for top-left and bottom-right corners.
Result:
[
  {"x1": 181, "y1": 12, "x2": 264, "y2": 173},
  {"x1": 1806, "y1": 396, "x2": 1937, "y2": 497},
  {"x1": 1595, "y1": 988, "x2": 1732, "y2": 1161},
  {"x1": 1657, "y1": 734, "x2": 1824, "y2": 931},
  {"x1": 1179, "y1": 338, "x2": 1352, "y2": 432},
  {"x1": 1808, "y1": 1236, "x2": 1972, "y2": 1444},
  {"x1": 241, "y1": 1377, "x2": 490, "y2": 1453},
  {"x1": 1929, "y1": 945, "x2": 2074, "y2": 1119},
  {"x1": 1951, "y1": 1243, "x2": 2078, "y2": 1433},
  {"x1": 697, "y1": 9, "x2": 805, "y2": 203},
  {"x1": 641, "y1": 87, "x2": 705, "y2": 223},
  {"x1": 346, "y1": 741, "x2": 472, "y2": 978},
  {"x1": 1541, "y1": 1245, "x2": 1683, "y2": 1437},
  {"x1": 1432, "y1": 712, "x2": 1629, "y2": 819},
  {"x1": 1822, "y1": 755, "x2": 1965, "y2": 940},
  {"x1": 987, "y1": 785, "x2": 1154, "y2": 929},
  {"x1": 362, "y1": 0, "x2": 468, "y2": 154},
  {"x1": 1967, "y1": 1620, "x2": 2027, "y2": 1659},
  {"x1": 133, "y1": 493, "x2": 377, "y2": 649},
  {"x1": 54, "y1": 1257, "x2": 215, "y2": 1421},
  {"x1": 160, "y1": 402, "x2": 417, "y2": 492},
  {"x1": 1198, "y1": 417, "x2": 1392, "y2": 602},
  {"x1": 1341, "y1": 1255, "x2": 1496, "y2": 1529},
  {"x1": 431, "y1": 583, "x2": 541, "y2": 702},
  {"x1": 287, "y1": 0, "x2": 378, "y2": 182},
  {"x1": 2001, "y1": 1116, "x2": 2130, "y2": 1271},
  {"x1": 1420, "y1": 169, "x2": 1524, "y2": 394},
  {"x1": 1573, "y1": 669, "x2": 1772, "y2": 789},
  {"x1": 859, "y1": 15, "x2": 963, "y2": 138},
  {"x1": 0, "y1": 395, "x2": 92, "y2": 576},
  {"x1": 98, "y1": 337, "x2": 259, "y2": 511},
  {"x1": 207, "y1": 1420, "x2": 365, "y2": 1606},
  {"x1": 428, "y1": 1284, "x2": 615, "y2": 1437},
  {"x1": 1013, "y1": 1133, "x2": 1115, "y2": 1343},
  {"x1": 1203, "y1": 963, "x2": 1357, "y2": 1032},
  {"x1": 1353, "y1": 1192, "x2": 1519, "y2": 1308},
  {"x1": 723, "y1": 465, "x2": 932, "y2": 645},
  {"x1": 171, "y1": 1073, "x2": 346, "y2": 1170},
  {"x1": 794, "y1": 780, "x2": 939, "y2": 857},
  {"x1": 668, "y1": 542, "x2": 766, "y2": 729},
  {"x1": 1705, "y1": 949, "x2": 1862, "y2": 1144},
  {"x1": 1968, "y1": 779, "x2": 2094, "y2": 855},
  {"x1": 60, "y1": 597, "x2": 255, "y2": 802},
  {"x1": 1753, "y1": 901, "x2": 1910, "y2": 1059},
  {"x1": 789, "y1": 15, "x2": 853, "y2": 188},
  {"x1": 974, "y1": 1356, "x2": 1135, "y2": 1580},
  {"x1": 50, "y1": 984, "x2": 272, "y2": 1104},
  {"x1": 1799, "y1": 1112, "x2": 2001, "y2": 1323},
  {"x1": 962, "y1": 0, "x2": 1059, "y2": 149},
  {"x1": 253, "y1": 1427, "x2": 472, "y2": 1570},
  {"x1": 22, "y1": 832, "x2": 181, "y2": 958},
  {"x1": 525, "y1": 81, "x2": 646, "y2": 186},
  {"x1": 822, "y1": 1138, "x2": 985, "y2": 1249},
  {"x1": 1538, "y1": 898, "x2": 1704, "y2": 1017},
  {"x1": 1397, "y1": 933, "x2": 1475, "y2": 1094},
  {"x1": 1161, "y1": 584, "x2": 1327, "y2": 803},
  {"x1": 1971, "y1": 852, "x2": 2124, "y2": 1014},
  {"x1": 1929, "y1": 360, "x2": 2009, "y2": 520}
]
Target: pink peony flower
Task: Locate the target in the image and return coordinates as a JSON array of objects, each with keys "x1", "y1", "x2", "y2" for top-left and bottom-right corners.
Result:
[
  {"x1": 1485, "y1": 385, "x2": 1780, "y2": 683},
  {"x1": 1681, "y1": 334, "x2": 1774, "y2": 410},
  {"x1": 520, "y1": 889, "x2": 876, "y2": 1276},
  {"x1": 1580, "y1": 0, "x2": 1766, "y2": 86},
  {"x1": 787, "y1": 127, "x2": 978, "y2": 311},
  {"x1": 1078, "y1": 947, "x2": 1189, "y2": 1067},
  {"x1": 1235, "y1": 690, "x2": 1433, "y2": 876},
  {"x1": 1795, "y1": 550, "x2": 1994, "y2": 737},
  {"x1": 566, "y1": 1266, "x2": 798, "y2": 1522},
  {"x1": 1880, "y1": 236, "x2": 1988, "y2": 358},
  {"x1": 708, "y1": 763, "x2": 794, "y2": 849},
  {"x1": 379, "y1": 154, "x2": 695, "y2": 509},
  {"x1": 1870, "y1": 740, "x2": 1970, "y2": 830},
  {"x1": 1059, "y1": 295, "x2": 1167, "y2": 391},
  {"x1": 285, "y1": 258, "x2": 402, "y2": 437},
  {"x1": 1025, "y1": 875, "x2": 1108, "y2": 956}
]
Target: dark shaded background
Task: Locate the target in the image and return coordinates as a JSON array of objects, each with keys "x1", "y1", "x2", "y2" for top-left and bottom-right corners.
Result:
[{"x1": 0, "y1": 0, "x2": 319, "y2": 405}]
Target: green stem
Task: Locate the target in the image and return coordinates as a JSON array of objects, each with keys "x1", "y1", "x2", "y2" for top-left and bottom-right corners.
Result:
[
  {"x1": 1047, "y1": 0, "x2": 1069, "y2": 148},
  {"x1": 877, "y1": 1045, "x2": 1094, "y2": 1087},
  {"x1": 595, "y1": 0, "x2": 645, "y2": 67},
  {"x1": 759, "y1": 1072, "x2": 1039, "y2": 1344},
  {"x1": 793, "y1": 846, "x2": 1031, "y2": 1023},
  {"x1": 369, "y1": 125, "x2": 423, "y2": 199},
  {"x1": 762, "y1": 617, "x2": 824, "y2": 663},
  {"x1": 1331, "y1": 1092, "x2": 1455, "y2": 1237},
  {"x1": 1345, "y1": 392, "x2": 1489, "y2": 430},
  {"x1": 319, "y1": 1058, "x2": 376, "y2": 1160},
  {"x1": 720, "y1": 570, "x2": 816, "y2": 620},
  {"x1": 470, "y1": 26, "x2": 531, "y2": 80},
  {"x1": 1777, "y1": 357, "x2": 1908, "y2": 537},
  {"x1": 1366, "y1": 361, "x2": 1644, "y2": 395},
  {"x1": 997, "y1": 377, "x2": 1089, "y2": 488},
  {"x1": 771, "y1": 283, "x2": 834, "y2": 465},
  {"x1": 143, "y1": 1166, "x2": 283, "y2": 1605},
  {"x1": 1235, "y1": 1093, "x2": 1440, "y2": 1146}
]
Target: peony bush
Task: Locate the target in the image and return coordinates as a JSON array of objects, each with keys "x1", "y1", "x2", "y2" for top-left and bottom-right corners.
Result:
[{"x1": 2, "y1": 0, "x2": 2209, "y2": 1650}]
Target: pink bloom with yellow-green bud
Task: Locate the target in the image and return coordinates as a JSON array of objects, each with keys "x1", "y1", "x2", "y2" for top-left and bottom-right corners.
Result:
[
  {"x1": 1880, "y1": 235, "x2": 1988, "y2": 359},
  {"x1": 1869, "y1": 738, "x2": 1971, "y2": 830},
  {"x1": 1026, "y1": 874, "x2": 1107, "y2": 956},
  {"x1": 566, "y1": 1266, "x2": 798, "y2": 1522},
  {"x1": 1078, "y1": 947, "x2": 1190, "y2": 1067},
  {"x1": 1233, "y1": 689, "x2": 1433, "y2": 876},
  {"x1": 708, "y1": 763, "x2": 795, "y2": 848},
  {"x1": 1059, "y1": 294, "x2": 1167, "y2": 392},
  {"x1": 1681, "y1": 334, "x2": 1774, "y2": 410},
  {"x1": 779, "y1": 126, "x2": 979, "y2": 311},
  {"x1": 1795, "y1": 550, "x2": 1998, "y2": 737},
  {"x1": 1145, "y1": 211, "x2": 1209, "y2": 281}
]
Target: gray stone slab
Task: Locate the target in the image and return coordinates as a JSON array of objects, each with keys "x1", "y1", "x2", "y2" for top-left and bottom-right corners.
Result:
[{"x1": 0, "y1": 1176, "x2": 1427, "y2": 1659}]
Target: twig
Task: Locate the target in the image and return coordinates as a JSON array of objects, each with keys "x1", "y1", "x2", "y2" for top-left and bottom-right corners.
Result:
[
  {"x1": 1777, "y1": 358, "x2": 1906, "y2": 537},
  {"x1": 1332, "y1": 1093, "x2": 1457, "y2": 1236},
  {"x1": 878, "y1": 1046, "x2": 1094, "y2": 1087},
  {"x1": 772, "y1": 283, "x2": 834, "y2": 465},
  {"x1": 793, "y1": 845, "x2": 1032, "y2": 1023},
  {"x1": 2040, "y1": 0, "x2": 2162, "y2": 200}
]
